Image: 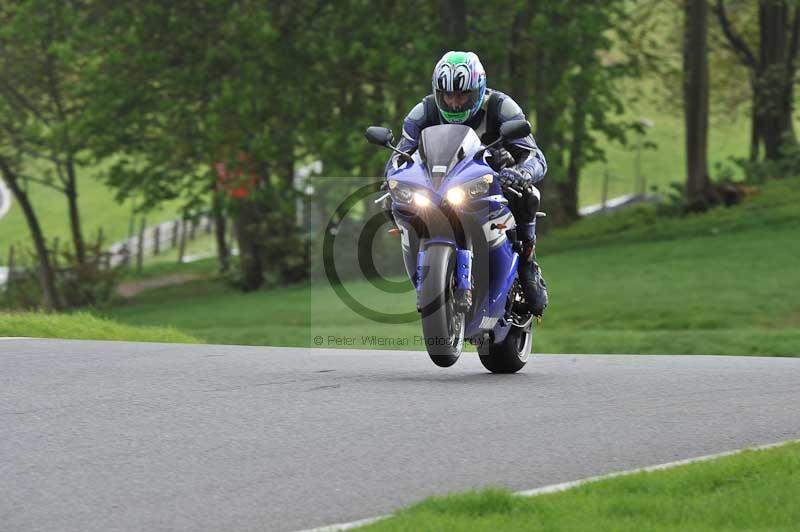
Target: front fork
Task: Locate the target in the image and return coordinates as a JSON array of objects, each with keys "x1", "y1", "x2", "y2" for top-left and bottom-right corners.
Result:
[{"x1": 415, "y1": 247, "x2": 472, "y2": 313}]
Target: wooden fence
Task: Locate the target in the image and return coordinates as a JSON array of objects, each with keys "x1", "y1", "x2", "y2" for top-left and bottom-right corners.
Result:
[{"x1": 2, "y1": 212, "x2": 233, "y2": 293}]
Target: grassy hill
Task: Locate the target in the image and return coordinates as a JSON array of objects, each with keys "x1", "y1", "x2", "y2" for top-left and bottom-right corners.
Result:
[{"x1": 98, "y1": 178, "x2": 800, "y2": 356}]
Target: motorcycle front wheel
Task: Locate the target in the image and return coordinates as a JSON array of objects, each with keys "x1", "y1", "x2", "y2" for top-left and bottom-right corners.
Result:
[{"x1": 419, "y1": 244, "x2": 465, "y2": 367}]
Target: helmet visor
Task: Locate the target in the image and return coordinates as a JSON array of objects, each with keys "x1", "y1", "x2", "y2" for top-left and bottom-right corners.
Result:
[{"x1": 435, "y1": 88, "x2": 480, "y2": 115}]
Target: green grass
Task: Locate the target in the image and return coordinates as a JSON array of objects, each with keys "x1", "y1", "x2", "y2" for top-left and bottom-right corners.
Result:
[
  {"x1": 0, "y1": 158, "x2": 181, "y2": 266},
  {"x1": 121, "y1": 255, "x2": 219, "y2": 281},
  {"x1": 0, "y1": 311, "x2": 200, "y2": 343},
  {"x1": 103, "y1": 279, "x2": 310, "y2": 347},
  {"x1": 99, "y1": 179, "x2": 800, "y2": 356},
  {"x1": 579, "y1": 96, "x2": 751, "y2": 209},
  {"x1": 134, "y1": 232, "x2": 221, "y2": 271},
  {"x1": 358, "y1": 441, "x2": 800, "y2": 531}
]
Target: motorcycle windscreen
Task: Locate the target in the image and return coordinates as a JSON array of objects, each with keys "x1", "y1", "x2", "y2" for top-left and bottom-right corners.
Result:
[{"x1": 419, "y1": 124, "x2": 473, "y2": 188}]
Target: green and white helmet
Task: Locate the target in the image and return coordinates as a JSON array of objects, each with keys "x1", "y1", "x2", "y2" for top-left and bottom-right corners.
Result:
[{"x1": 432, "y1": 51, "x2": 487, "y2": 124}]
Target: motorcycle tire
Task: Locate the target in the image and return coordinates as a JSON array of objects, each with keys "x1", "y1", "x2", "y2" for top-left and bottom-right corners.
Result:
[
  {"x1": 419, "y1": 244, "x2": 465, "y2": 367},
  {"x1": 477, "y1": 322, "x2": 532, "y2": 374}
]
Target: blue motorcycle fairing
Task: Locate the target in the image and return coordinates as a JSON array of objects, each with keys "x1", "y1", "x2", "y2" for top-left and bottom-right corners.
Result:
[{"x1": 387, "y1": 125, "x2": 521, "y2": 344}]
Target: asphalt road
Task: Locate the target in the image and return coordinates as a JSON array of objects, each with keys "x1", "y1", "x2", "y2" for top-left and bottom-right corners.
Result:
[{"x1": 2, "y1": 339, "x2": 799, "y2": 532}]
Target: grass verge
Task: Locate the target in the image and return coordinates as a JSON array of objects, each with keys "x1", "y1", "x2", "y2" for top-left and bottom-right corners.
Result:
[
  {"x1": 0, "y1": 311, "x2": 200, "y2": 343},
  {"x1": 358, "y1": 441, "x2": 800, "y2": 531}
]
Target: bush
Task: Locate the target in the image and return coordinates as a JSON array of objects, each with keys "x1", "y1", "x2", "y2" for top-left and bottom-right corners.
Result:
[{"x1": 1, "y1": 241, "x2": 122, "y2": 310}]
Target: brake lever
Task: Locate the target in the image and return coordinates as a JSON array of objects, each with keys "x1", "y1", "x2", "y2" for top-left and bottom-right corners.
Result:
[{"x1": 502, "y1": 184, "x2": 523, "y2": 198}]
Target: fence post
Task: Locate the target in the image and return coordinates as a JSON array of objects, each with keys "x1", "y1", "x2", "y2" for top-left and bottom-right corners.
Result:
[
  {"x1": 153, "y1": 225, "x2": 161, "y2": 255},
  {"x1": 120, "y1": 243, "x2": 130, "y2": 268},
  {"x1": 136, "y1": 217, "x2": 146, "y2": 273},
  {"x1": 95, "y1": 227, "x2": 105, "y2": 268},
  {"x1": 601, "y1": 168, "x2": 610, "y2": 212},
  {"x1": 171, "y1": 220, "x2": 179, "y2": 248},
  {"x1": 177, "y1": 219, "x2": 187, "y2": 264}
]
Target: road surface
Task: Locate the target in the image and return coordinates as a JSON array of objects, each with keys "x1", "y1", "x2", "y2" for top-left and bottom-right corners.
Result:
[{"x1": 2, "y1": 339, "x2": 799, "y2": 531}]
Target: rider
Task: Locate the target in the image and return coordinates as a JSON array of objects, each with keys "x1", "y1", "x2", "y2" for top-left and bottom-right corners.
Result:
[{"x1": 384, "y1": 50, "x2": 548, "y2": 317}]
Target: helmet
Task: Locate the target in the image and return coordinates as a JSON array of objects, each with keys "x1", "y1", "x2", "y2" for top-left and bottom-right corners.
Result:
[{"x1": 431, "y1": 51, "x2": 486, "y2": 124}]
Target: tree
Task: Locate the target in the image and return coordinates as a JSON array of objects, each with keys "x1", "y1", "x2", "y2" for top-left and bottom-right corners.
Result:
[
  {"x1": 0, "y1": 156, "x2": 61, "y2": 310},
  {"x1": 82, "y1": 0, "x2": 326, "y2": 289},
  {"x1": 715, "y1": 0, "x2": 800, "y2": 161},
  {"x1": 684, "y1": 0, "x2": 717, "y2": 210},
  {"x1": 501, "y1": 0, "x2": 641, "y2": 223},
  {"x1": 0, "y1": 0, "x2": 90, "y2": 265}
]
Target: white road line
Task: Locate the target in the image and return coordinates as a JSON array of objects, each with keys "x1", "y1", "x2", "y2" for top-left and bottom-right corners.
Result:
[
  {"x1": 296, "y1": 516, "x2": 387, "y2": 532},
  {"x1": 0, "y1": 337, "x2": 33, "y2": 340},
  {"x1": 516, "y1": 438, "x2": 800, "y2": 496},
  {"x1": 296, "y1": 438, "x2": 800, "y2": 532},
  {"x1": 0, "y1": 177, "x2": 11, "y2": 220}
]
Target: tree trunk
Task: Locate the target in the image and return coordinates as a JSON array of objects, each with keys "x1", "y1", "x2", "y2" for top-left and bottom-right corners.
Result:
[
  {"x1": 0, "y1": 159, "x2": 61, "y2": 311},
  {"x1": 445, "y1": 0, "x2": 467, "y2": 44},
  {"x1": 749, "y1": 80, "x2": 763, "y2": 161},
  {"x1": 64, "y1": 159, "x2": 86, "y2": 265},
  {"x1": 509, "y1": 0, "x2": 537, "y2": 104},
  {"x1": 715, "y1": 1, "x2": 799, "y2": 162},
  {"x1": 562, "y1": 76, "x2": 589, "y2": 221},
  {"x1": 234, "y1": 201, "x2": 264, "y2": 291},
  {"x1": 684, "y1": 0, "x2": 715, "y2": 211},
  {"x1": 212, "y1": 192, "x2": 230, "y2": 273},
  {"x1": 759, "y1": 1, "x2": 791, "y2": 160},
  {"x1": 529, "y1": 5, "x2": 574, "y2": 227}
]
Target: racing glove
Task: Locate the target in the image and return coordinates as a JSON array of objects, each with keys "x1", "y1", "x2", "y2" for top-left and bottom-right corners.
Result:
[
  {"x1": 488, "y1": 147, "x2": 516, "y2": 172},
  {"x1": 498, "y1": 167, "x2": 533, "y2": 194}
]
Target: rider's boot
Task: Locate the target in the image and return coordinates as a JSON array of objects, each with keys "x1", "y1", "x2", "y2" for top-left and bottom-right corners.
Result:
[{"x1": 517, "y1": 222, "x2": 548, "y2": 317}]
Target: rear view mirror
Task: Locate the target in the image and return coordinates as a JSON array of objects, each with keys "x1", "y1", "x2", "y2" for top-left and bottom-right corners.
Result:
[
  {"x1": 365, "y1": 126, "x2": 394, "y2": 146},
  {"x1": 500, "y1": 120, "x2": 531, "y2": 140}
]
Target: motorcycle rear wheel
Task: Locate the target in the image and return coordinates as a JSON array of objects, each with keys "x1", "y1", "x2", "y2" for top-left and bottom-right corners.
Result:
[{"x1": 478, "y1": 322, "x2": 532, "y2": 373}]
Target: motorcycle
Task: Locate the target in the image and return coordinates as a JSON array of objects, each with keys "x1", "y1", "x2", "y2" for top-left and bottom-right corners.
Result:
[{"x1": 365, "y1": 120, "x2": 541, "y2": 373}]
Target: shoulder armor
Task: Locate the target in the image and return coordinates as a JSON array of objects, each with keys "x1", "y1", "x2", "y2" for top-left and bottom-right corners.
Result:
[
  {"x1": 408, "y1": 101, "x2": 425, "y2": 121},
  {"x1": 499, "y1": 97, "x2": 523, "y2": 120}
]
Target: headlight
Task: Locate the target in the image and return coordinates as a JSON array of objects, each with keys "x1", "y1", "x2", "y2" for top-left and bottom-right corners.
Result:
[
  {"x1": 413, "y1": 192, "x2": 431, "y2": 207},
  {"x1": 445, "y1": 187, "x2": 466, "y2": 205},
  {"x1": 445, "y1": 175, "x2": 493, "y2": 207},
  {"x1": 466, "y1": 174, "x2": 493, "y2": 198},
  {"x1": 388, "y1": 179, "x2": 413, "y2": 204},
  {"x1": 388, "y1": 179, "x2": 432, "y2": 207}
]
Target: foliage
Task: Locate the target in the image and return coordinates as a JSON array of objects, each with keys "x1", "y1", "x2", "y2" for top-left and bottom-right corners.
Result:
[
  {"x1": 501, "y1": 0, "x2": 648, "y2": 221},
  {"x1": 0, "y1": 0, "x2": 94, "y2": 262},
  {"x1": 3, "y1": 0, "x2": 795, "y2": 308},
  {"x1": 2, "y1": 240, "x2": 122, "y2": 310},
  {"x1": 735, "y1": 133, "x2": 800, "y2": 181}
]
